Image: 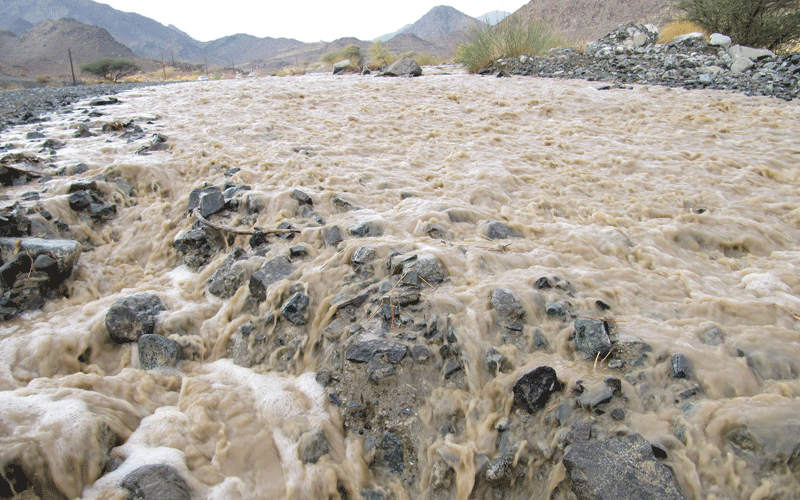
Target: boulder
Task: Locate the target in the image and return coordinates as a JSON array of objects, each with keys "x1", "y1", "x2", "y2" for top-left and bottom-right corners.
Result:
[
  {"x1": 384, "y1": 57, "x2": 422, "y2": 77},
  {"x1": 188, "y1": 187, "x2": 225, "y2": 218},
  {"x1": 491, "y1": 287, "x2": 525, "y2": 323},
  {"x1": 248, "y1": 256, "x2": 293, "y2": 301},
  {"x1": 322, "y1": 225, "x2": 343, "y2": 246},
  {"x1": 105, "y1": 293, "x2": 166, "y2": 343},
  {"x1": 208, "y1": 247, "x2": 247, "y2": 298},
  {"x1": 485, "y1": 220, "x2": 519, "y2": 239},
  {"x1": 298, "y1": 428, "x2": 330, "y2": 464},
  {"x1": 281, "y1": 292, "x2": 310, "y2": 325},
  {"x1": 346, "y1": 338, "x2": 408, "y2": 363},
  {"x1": 513, "y1": 366, "x2": 560, "y2": 414},
  {"x1": 0, "y1": 237, "x2": 80, "y2": 279},
  {"x1": 563, "y1": 433, "x2": 686, "y2": 500},
  {"x1": 138, "y1": 334, "x2": 182, "y2": 370},
  {"x1": 573, "y1": 318, "x2": 612, "y2": 358},
  {"x1": 121, "y1": 464, "x2": 191, "y2": 500},
  {"x1": 709, "y1": 33, "x2": 732, "y2": 49},
  {"x1": 333, "y1": 59, "x2": 351, "y2": 75}
]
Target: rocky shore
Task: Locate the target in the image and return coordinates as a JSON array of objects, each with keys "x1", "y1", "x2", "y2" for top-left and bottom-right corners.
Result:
[{"x1": 488, "y1": 24, "x2": 800, "y2": 102}]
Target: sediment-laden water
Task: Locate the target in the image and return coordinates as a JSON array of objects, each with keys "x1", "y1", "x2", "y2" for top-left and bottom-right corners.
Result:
[{"x1": 1, "y1": 68, "x2": 799, "y2": 500}]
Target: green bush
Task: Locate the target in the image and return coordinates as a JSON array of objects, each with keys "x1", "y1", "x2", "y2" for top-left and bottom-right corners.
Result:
[
  {"x1": 456, "y1": 16, "x2": 564, "y2": 73},
  {"x1": 368, "y1": 41, "x2": 397, "y2": 69},
  {"x1": 677, "y1": 0, "x2": 800, "y2": 50},
  {"x1": 80, "y1": 58, "x2": 141, "y2": 82},
  {"x1": 322, "y1": 44, "x2": 364, "y2": 67}
]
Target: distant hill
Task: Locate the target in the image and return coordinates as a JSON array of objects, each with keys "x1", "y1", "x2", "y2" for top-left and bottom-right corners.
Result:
[
  {"x1": 202, "y1": 34, "x2": 305, "y2": 68},
  {"x1": 0, "y1": 16, "x2": 33, "y2": 36},
  {"x1": 477, "y1": 11, "x2": 511, "y2": 25},
  {"x1": 0, "y1": 18, "x2": 152, "y2": 79},
  {"x1": 507, "y1": 0, "x2": 674, "y2": 43},
  {"x1": 387, "y1": 6, "x2": 481, "y2": 43}
]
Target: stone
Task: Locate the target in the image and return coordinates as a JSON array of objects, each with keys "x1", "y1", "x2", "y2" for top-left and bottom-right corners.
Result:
[
  {"x1": 349, "y1": 220, "x2": 383, "y2": 237},
  {"x1": 0, "y1": 207, "x2": 31, "y2": 237},
  {"x1": 351, "y1": 246, "x2": 376, "y2": 265},
  {"x1": 121, "y1": 464, "x2": 191, "y2": 500},
  {"x1": 698, "y1": 327, "x2": 725, "y2": 346},
  {"x1": 298, "y1": 428, "x2": 329, "y2": 464},
  {"x1": 563, "y1": 433, "x2": 686, "y2": 500},
  {"x1": 89, "y1": 97, "x2": 120, "y2": 106},
  {"x1": 73, "y1": 123, "x2": 95, "y2": 138},
  {"x1": 322, "y1": 225, "x2": 343, "y2": 246},
  {"x1": 136, "y1": 133, "x2": 168, "y2": 154},
  {"x1": 545, "y1": 301, "x2": 567, "y2": 320},
  {"x1": 90, "y1": 203, "x2": 117, "y2": 221},
  {"x1": 41, "y1": 139, "x2": 65, "y2": 150},
  {"x1": 68, "y1": 191, "x2": 93, "y2": 211},
  {"x1": 398, "y1": 256, "x2": 447, "y2": 288},
  {"x1": 573, "y1": 318, "x2": 612, "y2": 357},
  {"x1": 281, "y1": 292, "x2": 310, "y2": 325},
  {"x1": 485, "y1": 220, "x2": 519, "y2": 239},
  {"x1": 411, "y1": 344, "x2": 433, "y2": 363},
  {"x1": 333, "y1": 59, "x2": 351, "y2": 75},
  {"x1": 0, "y1": 237, "x2": 81, "y2": 279},
  {"x1": 290, "y1": 189, "x2": 313, "y2": 205},
  {"x1": 485, "y1": 347, "x2": 505, "y2": 375},
  {"x1": 172, "y1": 227, "x2": 218, "y2": 269},
  {"x1": 26, "y1": 131, "x2": 45, "y2": 139},
  {"x1": 632, "y1": 32, "x2": 648, "y2": 47},
  {"x1": 670, "y1": 353, "x2": 693, "y2": 379},
  {"x1": 443, "y1": 359, "x2": 462, "y2": 379},
  {"x1": 208, "y1": 248, "x2": 247, "y2": 298},
  {"x1": 138, "y1": 334, "x2": 182, "y2": 370},
  {"x1": 368, "y1": 357, "x2": 396, "y2": 382},
  {"x1": 484, "y1": 455, "x2": 512, "y2": 487},
  {"x1": 384, "y1": 57, "x2": 422, "y2": 77},
  {"x1": 513, "y1": 366, "x2": 560, "y2": 414},
  {"x1": 331, "y1": 196, "x2": 358, "y2": 211},
  {"x1": 188, "y1": 187, "x2": 225, "y2": 218},
  {"x1": 698, "y1": 73, "x2": 713, "y2": 85},
  {"x1": 105, "y1": 293, "x2": 166, "y2": 343},
  {"x1": 375, "y1": 432, "x2": 404, "y2": 473},
  {"x1": 729, "y1": 45, "x2": 774, "y2": 61},
  {"x1": 249, "y1": 256, "x2": 293, "y2": 301},
  {"x1": 491, "y1": 287, "x2": 525, "y2": 322},
  {"x1": 346, "y1": 338, "x2": 407, "y2": 363},
  {"x1": 731, "y1": 57, "x2": 755, "y2": 74},
  {"x1": 709, "y1": 33, "x2": 732, "y2": 49}
]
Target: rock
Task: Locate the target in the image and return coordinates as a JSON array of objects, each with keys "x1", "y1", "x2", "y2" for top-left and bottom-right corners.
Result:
[
  {"x1": 0, "y1": 237, "x2": 80, "y2": 279},
  {"x1": 670, "y1": 353, "x2": 693, "y2": 379},
  {"x1": 485, "y1": 347, "x2": 505, "y2": 375},
  {"x1": 730, "y1": 57, "x2": 755, "y2": 74},
  {"x1": 397, "y1": 255, "x2": 447, "y2": 288},
  {"x1": 349, "y1": 220, "x2": 383, "y2": 237},
  {"x1": 188, "y1": 187, "x2": 225, "y2": 218},
  {"x1": 331, "y1": 196, "x2": 358, "y2": 211},
  {"x1": 172, "y1": 227, "x2": 219, "y2": 269},
  {"x1": 729, "y1": 45, "x2": 774, "y2": 61},
  {"x1": 333, "y1": 59, "x2": 351, "y2": 75},
  {"x1": 41, "y1": 138, "x2": 65, "y2": 151},
  {"x1": 298, "y1": 428, "x2": 329, "y2": 464},
  {"x1": 709, "y1": 33, "x2": 732, "y2": 49},
  {"x1": 249, "y1": 256, "x2": 293, "y2": 301},
  {"x1": 0, "y1": 206, "x2": 31, "y2": 237},
  {"x1": 485, "y1": 220, "x2": 519, "y2": 239},
  {"x1": 346, "y1": 338, "x2": 408, "y2": 363},
  {"x1": 368, "y1": 357, "x2": 396, "y2": 382},
  {"x1": 375, "y1": 432, "x2": 404, "y2": 474},
  {"x1": 576, "y1": 378, "x2": 619, "y2": 409},
  {"x1": 443, "y1": 359, "x2": 462, "y2": 379},
  {"x1": 138, "y1": 334, "x2": 182, "y2": 370},
  {"x1": 26, "y1": 131, "x2": 45, "y2": 139},
  {"x1": 484, "y1": 455, "x2": 513, "y2": 487},
  {"x1": 698, "y1": 327, "x2": 724, "y2": 346},
  {"x1": 351, "y1": 246, "x2": 376, "y2": 265},
  {"x1": 89, "y1": 97, "x2": 120, "y2": 106},
  {"x1": 105, "y1": 293, "x2": 166, "y2": 343},
  {"x1": 411, "y1": 344, "x2": 433, "y2": 363},
  {"x1": 73, "y1": 123, "x2": 95, "y2": 138},
  {"x1": 281, "y1": 292, "x2": 310, "y2": 325},
  {"x1": 491, "y1": 287, "x2": 525, "y2": 322},
  {"x1": 384, "y1": 57, "x2": 422, "y2": 77},
  {"x1": 322, "y1": 225, "x2": 343, "y2": 246},
  {"x1": 90, "y1": 203, "x2": 117, "y2": 221},
  {"x1": 545, "y1": 301, "x2": 567, "y2": 320},
  {"x1": 68, "y1": 190, "x2": 93, "y2": 211},
  {"x1": 208, "y1": 248, "x2": 247, "y2": 298},
  {"x1": 136, "y1": 133, "x2": 168, "y2": 154},
  {"x1": 290, "y1": 189, "x2": 313, "y2": 205},
  {"x1": 513, "y1": 366, "x2": 560, "y2": 414},
  {"x1": 121, "y1": 464, "x2": 191, "y2": 500},
  {"x1": 573, "y1": 318, "x2": 612, "y2": 357},
  {"x1": 563, "y1": 433, "x2": 686, "y2": 500}
]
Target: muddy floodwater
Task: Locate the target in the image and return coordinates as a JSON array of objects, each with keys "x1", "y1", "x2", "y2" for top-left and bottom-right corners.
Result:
[{"x1": 0, "y1": 69, "x2": 799, "y2": 500}]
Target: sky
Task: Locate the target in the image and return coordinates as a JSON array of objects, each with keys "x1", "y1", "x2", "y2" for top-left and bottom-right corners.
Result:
[{"x1": 94, "y1": 1, "x2": 529, "y2": 43}]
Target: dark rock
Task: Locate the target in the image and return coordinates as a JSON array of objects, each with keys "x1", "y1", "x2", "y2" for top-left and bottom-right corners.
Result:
[
  {"x1": 513, "y1": 366, "x2": 560, "y2": 414},
  {"x1": 485, "y1": 220, "x2": 519, "y2": 239},
  {"x1": 90, "y1": 203, "x2": 117, "y2": 221},
  {"x1": 73, "y1": 123, "x2": 95, "y2": 138},
  {"x1": 331, "y1": 196, "x2": 357, "y2": 211},
  {"x1": 563, "y1": 433, "x2": 686, "y2": 500},
  {"x1": 545, "y1": 301, "x2": 567, "y2": 320},
  {"x1": 138, "y1": 334, "x2": 182, "y2": 370},
  {"x1": 290, "y1": 189, "x2": 313, "y2": 205},
  {"x1": 188, "y1": 187, "x2": 225, "y2": 218},
  {"x1": 298, "y1": 428, "x2": 329, "y2": 464},
  {"x1": 69, "y1": 179, "x2": 98, "y2": 193},
  {"x1": 89, "y1": 97, "x2": 120, "y2": 106},
  {"x1": 595, "y1": 299, "x2": 611, "y2": 311},
  {"x1": 491, "y1": 287, "x2": 525, "y2": 322},
  {"x1": 68, "y1": 191, "x2": 93, "y2": 211},
  {"x1": 106, "y1": 293, "x2": 166, "y2": 343},
  {"x1": 0, "y1": 237, "x2": 81, "y2": 279},
  {"x1": 0, "y1": 206, "x2": 31, "y2": 237},
  {"x1": 368, "y1": 357, "x2": 396, "y2": 382},
  {"x1": 411, "y1": 344, "x2": 433, "y2": 363},
  {"x1": 349, "y1": 220, "x2": 383, "y2": 237},
  {"x1": 289, "y1": 245, "x2": 308, "y2": 259},
  {"x1": 484, "y1": 455, "x2": 512, "y2": 487},
  {"x1": 610, "y1": 408, "x2": 626, "y2": 420},
  {"x1": 375, "y1": 432, "x2": 404, "y2": 474},
  {"x1": 249, "y1": 256, "x2": 293, "y2": 301},
  {"x1": 281, "y1": 292, "x2": 310, "y2": 325},
  {"x1": 396, "y1": 255, "x2": 447, "y2": 288},
  {"x1": 208, "y1": 248, "x2": 247, "y2": 298},
  {"x1": 172, "y1": 227, "x2": 219, "y2": 269},
  {"x1": 41, "y1": 138, "x2": 65, "y2": 150},
  {"x1": 322, "y1": 225, "x2": 343, "y2": 246},
  {"x1": 573, "y1": 318, "x2": 612, "y2": 357},
  {"x1": 26, "y1": 131, "x2": 45, "y2": 139},
  {"x1": 485, "y1": 347, "x2": 505, "y2": 375},
  {"x1": 533, "y1": 329, "x2": 549, "y2": 350},
  {"x1": 121, "y1": 464, "x2": 191, "y2": 500},
  {"x1": 249, "y1": 231, "x2": 268, "y2": 249},
  {"x1": 351, "y1": 246, "x2": 376, "y2": 265},
  {"x1": 670, "y1": 353, "x2": 693, "y2": 379},
  {"x1": 136, "y1": 133, "x2": 168, "y2": 154},
  {"x1": 346, "y1": 338, "x2": 407, "y2": 363},
  {"x1": 0, "y1": 462, "x2": 30, "y2": 497}
]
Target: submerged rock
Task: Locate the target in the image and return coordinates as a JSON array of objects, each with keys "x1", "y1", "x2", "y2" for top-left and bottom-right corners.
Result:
[
  {"x1": 249, "y1": 256, "x2": 293, "y2": 301},
  {"x1": 208, "y1": 247, "x2": 247, "y2": 298},
  {"x1": 563, "y1": 433, "x2": 686, "y2": 500},
  {"x1": 491, "y1": 287, "x2": 525, "y2": 323},
  {"x1": 106, "y1": 293, "x2": 166, "y2": 343},
  {"x1": 298, "y1": 428, "x2": 330, "y2": 464},
  {"x1": 485, "y1": 221, "x2": 519, "y2": 239},
  {"x1": 138, "y1": 334, "x2": 182, "y2": 370},
  {"x1": 121, "y1": 464, "x2": 191, "y2": 500}
]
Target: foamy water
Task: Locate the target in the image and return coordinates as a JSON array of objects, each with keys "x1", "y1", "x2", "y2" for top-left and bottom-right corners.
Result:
[{"x1": 1, "y1": 69, "x2": 799, "y2": 499}]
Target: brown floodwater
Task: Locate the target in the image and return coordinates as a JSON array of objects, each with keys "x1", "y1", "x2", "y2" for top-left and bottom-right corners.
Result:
[{"x1": 0, "y1": 68, "x2": 799, "y2": 500}]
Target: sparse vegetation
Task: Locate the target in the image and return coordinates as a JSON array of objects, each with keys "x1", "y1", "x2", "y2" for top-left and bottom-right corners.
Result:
[
  {"x1": 658, "y1": 20, "x2": 709, "y2": 43},
  {"x1": 402, "y1": 51, "x2": 441, "y2": 66},
  {"x1": 456, "y1": 15, "x2": 564, "y2": 73},
  {"x1": 322, "y1": 44, "x2": 364, "y2": 67},
  {"x1": 676, "y1": 0, "x2": 800, "y2": 50},
  {"x1": 368, "y1": 41, "x2": 397, "y2": 69},
  {"x1": 80, "y1": 58, "x2": 141, "y2": 82}
]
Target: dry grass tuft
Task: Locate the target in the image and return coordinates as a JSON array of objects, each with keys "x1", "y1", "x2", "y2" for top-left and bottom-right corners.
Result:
[{"x1": 658, "y1": 21, "x2": 708, "y2": 43}]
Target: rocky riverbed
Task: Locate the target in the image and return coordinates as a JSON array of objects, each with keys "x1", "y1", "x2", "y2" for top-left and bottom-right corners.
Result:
[{"x1": 0, "y1": 65, "x2": 799, "y2": 500}]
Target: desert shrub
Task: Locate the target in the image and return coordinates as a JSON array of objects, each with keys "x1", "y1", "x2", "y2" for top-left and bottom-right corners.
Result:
[
  {"x1": 677, "y1": 0, "x2": 800, "y2": 50},
  {"x1": 368, "y1": 41, "x2": 397, "y2": 69},
  {"x1": 402, "y1": 52, "x2": 440, "y2": 66},
  {"x1": 322, "y1": 44, "x2": 364, "y2": 67},
  {"x1": 457, "y1": 16, "x2": 564, "y2": 73},
  {"x1": 35, "y1": 75, "x2": 50, "y2": 84},
  {"x1": 81, "y1": 58, "x2": 141, "y2": 82},
  {"x1": 658, "y1": 20, "x2": 709, "y2": 42}
]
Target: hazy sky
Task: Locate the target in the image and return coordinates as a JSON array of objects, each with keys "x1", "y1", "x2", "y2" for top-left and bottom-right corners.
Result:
[{"x1": 95, "y1": 1, "x2": 529, "y2": 42}]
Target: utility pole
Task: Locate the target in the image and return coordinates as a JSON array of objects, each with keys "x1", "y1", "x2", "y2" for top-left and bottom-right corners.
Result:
[{"x1": 68, "y1": 48, "x2": 77, "y2": 86}]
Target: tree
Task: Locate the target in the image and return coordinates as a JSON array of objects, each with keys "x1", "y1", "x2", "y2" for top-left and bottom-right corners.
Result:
[
  {"x1": 677, "y1": 0, "x2": 800, "y2": 50},
  {"x1": 80, "y1": 58, "x2": 141, "y2": 82}
]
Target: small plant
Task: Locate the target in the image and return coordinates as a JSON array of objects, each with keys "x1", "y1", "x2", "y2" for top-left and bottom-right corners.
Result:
[
  {"x1": 402, "y1": 51, "x2": 440, "y2": 66},
  {"x1": 322, "y1": 44, "x2": 364, "y2": 67},
  {"x1": 368, "y1": 41, "x2": 397, "y2": 69},
  {"x1": 457, "y1": 15, "x2": 564, "y2": 73},
  {"x1": 36, "y1": 75, "x2": 50, "y2": 84},
  {"x1": 658, "y1": 20, "x2": 709, "y2": 43},
  {"x1": 81, "y1": 58, "x2": 141, "y2": 82}
]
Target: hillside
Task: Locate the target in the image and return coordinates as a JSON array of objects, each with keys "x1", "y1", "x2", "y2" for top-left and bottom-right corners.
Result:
[
  {"x1": 202, "y1": 34, "x2": 305, "y2": 68},
  {"x1": 508, "y1": 0, "x2": 675, "y2": 43},
  {"x1": 380, "y1": 5, "x2": 480, "y2": 44}
]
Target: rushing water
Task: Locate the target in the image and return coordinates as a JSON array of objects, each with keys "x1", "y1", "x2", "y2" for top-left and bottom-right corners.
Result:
[{"x1": 1, "y1": 69, "x2": 799, "y2": 500}]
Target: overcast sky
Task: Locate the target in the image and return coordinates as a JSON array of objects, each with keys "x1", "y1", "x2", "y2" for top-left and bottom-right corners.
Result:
[{"x1": 94, "y1": 1, "x2": 529, "y2": 42}]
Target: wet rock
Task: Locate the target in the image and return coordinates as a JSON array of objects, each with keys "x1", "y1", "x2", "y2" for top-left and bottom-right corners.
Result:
[
  {"x1": 368, "y1": 357, "x2": 396, "y2": 382},
  {"x1": 41, "y1": 138, "x2": 65, "y2": 151},
  {"x1": 281, "y1": 292, "x2": 310, "y2": 325},
  {"x1": 322, "y1": 225, "x2": 343, "y2": 246},
  {"x1": 743, "y1": 348, "x2": 800, "y2": 380},
  {"x1": 491, "y1": 287, "x2": 525, "y2": 322},
  {"x1": 443, "y1": 359, "x2": 462, "y2": 379},
  {"x1": 352, "y1": 246, "x2": 376, "y2": 265},
  {"x1": 485, "y1": 347, "x2": 505, "y2": 375},
  {"x1": 397, "y1": 255, "x2": 447, "y2": 288},
  {"x1": 0, "y1": 237, "x2": 81, "y2": 279},
  {"x1": 513, "y1": 366, "x2": 560, "y2": 414},
  {"x1": 138, "y1": 334, "x2": 182, "y2": 370},
  {"x1": 73, "y1": 123, "x2": 95, "y2": 138},
  {"x1": 0, "y1": 462, "x2": 30, "y2": 497},
  {"x1": 68, "y1": 190, "x2": 93, "y2": 211},
  {"x1": 332, "y1": 196, "x2": 358, "y2": 212},
  {"x1": 188, "y1": 187, "x2": 225, "y2": 218},
  {"x1": 573, "y1": 318, "x2": 612, "y2": 358},
  {"x1": 136, "y1": 133, "x2": 168, "y2": 154},
  {"x1": 290, "y1": 189, "x2": 313, "y2": 206},
  {"x1": 577, "y1": 378, "x2": 619, "y2": 409},
  {"x1": 484, "y1": 455, "x2": 513, "y2": 487},
  {"x1": 534, "y1": 276, "x2": 552, "y2": 289},
  {"x1": 0, "y1": 206, "x2": 31, "y2": 237},
  {"x1": 90, "y1": 97, "x2": 120, "y2": 106},
  {"x1": 26, "y1": 131, "x2": 45, "y2": 140},
  {"x1": 375, "y1": 432, "x2": 404, "y2": 474},
  {"x1": 383, "y1": 57, "x2": 422, "y2": 77},
  {"x1": 411, "y1": 343, "x2": 433, "y2": 363},
  {"x1": 106, "y1": 293, "x2": 166, "y2": 343},
  {"x1": 208, "y1": 247, "x2": 247, "y2": 298},
  {"x1": 289, "y1": 245, "x2": 308, "y2": 260},
  {"x1": 346, "y1": 338, "x2": 408, "y2": 363},
  {"x1": 533, "y1": 329, "x2": 549, "y2": 351},
  {"x1": 669, "y1": 353, "x2": 693, "y2": 379},
  {"x1": 298, "y1": 428, "x2": 329, "y2": 464},
  {"x1": 563, "y1": 433, "x2": 686, "y2": 500},
  {"x1": 698, "y1": 327, "x2": 724, "y2": 346},
  {"x1": 349, "y1": 220, "x2": 383, "y2": 237},
  {"x1": 249, "y1": 256, "x2": 293, "y2": 301},
  {"x1": 90, "y1": 203, "x2": 117, "y2": 221},
  {"x1": 121, "y1": 464, "x2": 191, "y2": 500},
  {"x1": 545, "y1": 301, "x2": 567, "y2": 320},
  {"x1": 333, "y1": 59, "x2": 351, "y2": 75},
  {"x1": 172, "y1": 226, "x2": 220, "y2": 269},
  {"x1": 485, "y1": 220, "x2": 519, "y2": 239}
]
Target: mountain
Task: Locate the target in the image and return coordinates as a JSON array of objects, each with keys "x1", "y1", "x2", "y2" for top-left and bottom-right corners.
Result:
[
  {"x1": 0, "y1": 17, "x2": 33, "y2": 36},
  {"x1": 0, "y1": 18, "x2": 150, "y2": 79},
  {"x1": 507, "y1": 0, "x2": 674, "y2": 43},
  {"x1": 202, "y1": 34, "x2": 305, "y2": 68},
  {"x1": 477, "y1": 11, "x2": 511, "y2": 25},
  {"x1": 391, "y1": 6, "x2": 481, "y2": 43}
]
